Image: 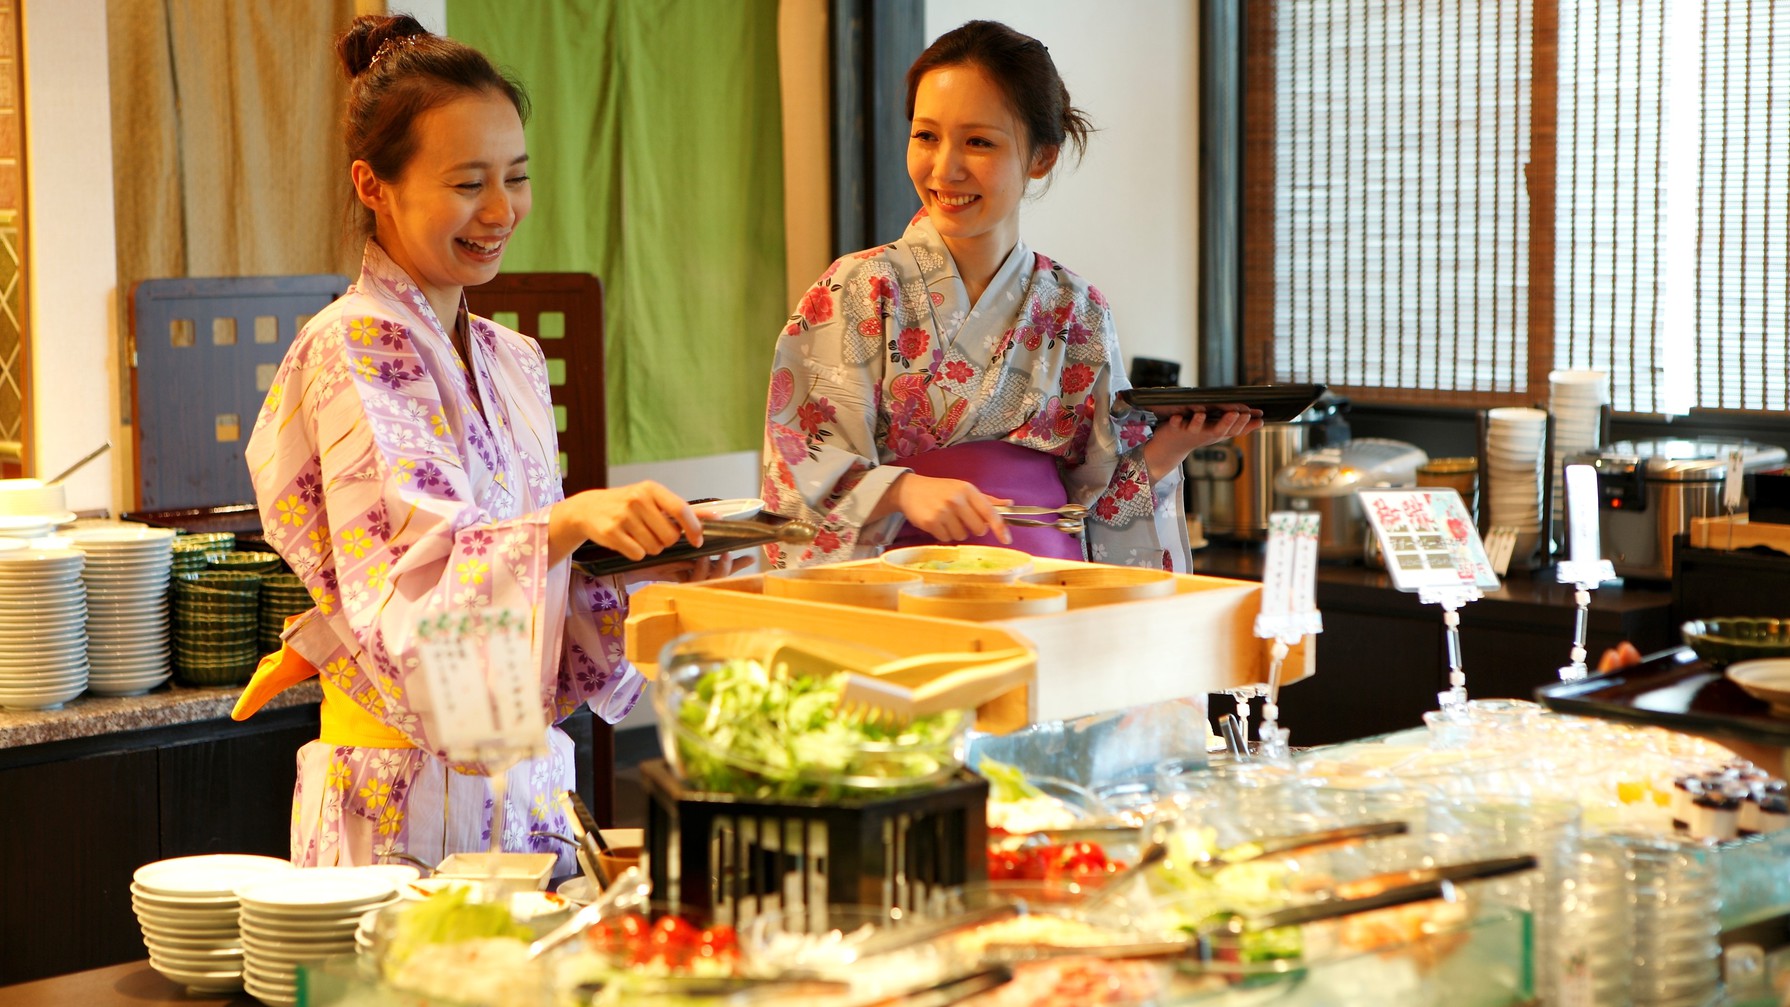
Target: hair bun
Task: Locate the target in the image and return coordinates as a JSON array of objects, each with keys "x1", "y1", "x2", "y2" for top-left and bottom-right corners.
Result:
[{"x1": 337, "y1": 13, "x2": 430, "y2": 79}]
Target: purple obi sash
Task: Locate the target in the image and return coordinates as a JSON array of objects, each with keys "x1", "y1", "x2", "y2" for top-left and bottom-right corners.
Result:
[{"x1": 889, "y1": 439, "x2": 1084, "y2": 560}]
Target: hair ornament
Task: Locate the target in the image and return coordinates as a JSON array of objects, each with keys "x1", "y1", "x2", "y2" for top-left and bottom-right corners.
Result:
[{"x1": 369, "y1": 33, "x2": 424, "y2": 69}]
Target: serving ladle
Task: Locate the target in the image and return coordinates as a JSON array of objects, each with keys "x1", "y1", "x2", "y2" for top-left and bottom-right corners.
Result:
[{"x1": 45, "y1": 442, "x2": 110, "y2": 486}]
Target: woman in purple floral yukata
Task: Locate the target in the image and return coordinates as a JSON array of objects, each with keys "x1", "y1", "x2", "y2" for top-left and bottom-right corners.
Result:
[
  {"x1": 763, "y1": 21, "x2": 1260, "y2": 573},
  {"x1": 239, "y1": 15, "x2": 726, "y2": 871}
]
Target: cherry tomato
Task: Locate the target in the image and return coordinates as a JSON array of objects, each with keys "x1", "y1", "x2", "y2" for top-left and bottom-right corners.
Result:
[
  {"x1": 988, "y1": 848, "x2": 1026, "y2": 880},
  {"x1": 583, "y1": 920, "x2": 618, "y2": 954},
  {"x1": 698, "y1": 925, "x2": 739, "y2": 960},
  {"x1": 587, "y1": 912, "x2": 649, "y2": 956},
  {"x1": 617, "y1": 913, "x2": 650, "y2": 940},
  {"x1": 646, "y1": 915, "x2": 702, "y2": 967},
  {"x1": 1043, "y1": 841, "x2": 1118, "y2": 881}
]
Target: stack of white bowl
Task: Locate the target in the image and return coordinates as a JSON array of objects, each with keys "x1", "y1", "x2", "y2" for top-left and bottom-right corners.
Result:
[
  {"x1": 1486, "y1": 407, "x2": 1549, "y2": 553},
  {"x1": 64, "y1": 524, "x2": 176, "y2": 695},
  {"x1": 235, "y1": 868, "x2": 404, "y2": 1005},
  {"x1": 0, "y1": 543, "x2": 88, "y2": 709},
  {"x1": 131, "y1": 853, "x2": 295, "y2": 995},
  {"x1": 1548, "y1": 369, "x2": 1609, "y2": 534},
  {"x1": 0, "y1": 477, "x2": 75, "y2": 542}
]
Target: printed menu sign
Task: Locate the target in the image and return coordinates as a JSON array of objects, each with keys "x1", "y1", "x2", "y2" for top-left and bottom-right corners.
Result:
[
  {"x1": 414, "y1": 610, "x2": 545, "y2": 761},
  {"x1": 1256, "y1": 511, "x2": 1324, "y2": 641},
  {"x1": 1359, "y1": 488, "x2": 1501, "y2": 592}
]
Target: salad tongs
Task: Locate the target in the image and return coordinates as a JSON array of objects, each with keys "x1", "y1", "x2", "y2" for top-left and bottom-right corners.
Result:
[
  {"x1": 982, "y1": 853, "x2": 1539, "y2": 964},
  {"x1": 834, "y1": 649, "x2": 1035, "y2": 725},
  {"x1": 1196, "y1": 820, "x2": 1411, "y2": 870},
  {"x1": 527, "y1": 866, "x2": 649, "y2": 960}
]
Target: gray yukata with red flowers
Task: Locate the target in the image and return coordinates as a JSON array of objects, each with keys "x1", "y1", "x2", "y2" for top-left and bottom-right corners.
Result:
[{"x1": 762, "y1": 212, "x2": 1188, "y2": 570}]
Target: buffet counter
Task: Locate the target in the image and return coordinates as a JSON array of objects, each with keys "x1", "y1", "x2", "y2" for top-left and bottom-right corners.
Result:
[
  {"x1": 0, "y1": 681, "x2": 602, "y2": 986},
  {"x1": 0, "y1": 958, "x2": 259, "y2": 1006},
  {"x1": 0, "y1": 681, "x2": 319, "y2": 752},
  {"x1": 1192, "y1": 542, "x2": 1676, "y2": 743}
]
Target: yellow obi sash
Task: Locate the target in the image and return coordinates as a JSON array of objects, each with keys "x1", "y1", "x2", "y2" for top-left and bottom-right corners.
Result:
[
  {"x1": 234, "y1": 630, "x2": 414, "y2": 750},
  {"x1": 318, "y1": 677, "x2": 413, "y2": 749}
]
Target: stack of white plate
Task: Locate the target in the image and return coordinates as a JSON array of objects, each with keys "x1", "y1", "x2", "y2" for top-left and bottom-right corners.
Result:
[
  {"x1": 0, "y1": 544, "x2": 88, "y2": 709},
  {"x1": 63, "y1": 524, "x2": 176, "y2": 695},
  {"x1": 1486, "y1": 407, "x2": 1549, "y2": 548},
  {"x1": 131, "y1": 854, "x2": 295, "y2": 994},
  {"x1": 354, "y1": 907, "x2": 380, "y2": 957},
  {"x1": 235, "y1": 869, "x2": 403, "y2": 1006},
  {"x1": 0, "y1": 515, "x2": 64, "y2": 540},
  {"x1": 1549, "y1": 370, "x2": 1609, "y2": 531}
]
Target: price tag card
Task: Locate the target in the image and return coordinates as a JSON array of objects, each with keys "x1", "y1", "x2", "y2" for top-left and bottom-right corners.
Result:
[
  {"x1": 1360, "y1": 488, "x2": 1501, "y2": 593},
  {"x1": 415, "y1": 610, "x2": 546, "y2": 761},
  {"x1": 1557, "y1": 464, "x2": 1616, "y2": 586},
  {"x1": 1256, "y1": 511, "x2": 1324, "y2": 640},
  {"x1": 1725, "y1": 450, "x2": 1745, "y2": 511}
]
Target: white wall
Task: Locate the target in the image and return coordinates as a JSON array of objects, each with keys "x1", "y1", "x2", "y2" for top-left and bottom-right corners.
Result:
[
  {"x1": 923, "y1": 1, "x2": 1202, "y2": 382},
  {"x1": 23, "y1": 0, "x2": 120, "y2": 514},
  {"x1": 610, "y1": 450, "x2": 760, "y2": 504}
]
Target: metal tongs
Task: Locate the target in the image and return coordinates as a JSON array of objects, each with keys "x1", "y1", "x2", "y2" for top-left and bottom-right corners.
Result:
[
  {"x1": 701, "y1": 517, "x2": 818, "y2": 546},
  {"x1": 995, "y1": 503, "x2": 1089, "y2": 536},
  {"x1": 527, "y1": 865, "x2": 649, "y2": 960},
  {"x1": 980, "y1": 853, "x2": 1539, "y2": 964},
  {"x1": 1190, "y1": 821, "x2": 1410, "y2": 871}
]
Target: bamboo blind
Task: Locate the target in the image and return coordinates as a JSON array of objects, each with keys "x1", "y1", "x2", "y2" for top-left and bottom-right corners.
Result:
[
  {"x1": 1243, "y1": 0, "x2": 1538, "y2": 407},
  {"x1": 1244, "y1": 0, "x2": 1790, "y2": 417},
  {"x1": 1694, "y1": 0, "x2": 1790, "y2": 414}
]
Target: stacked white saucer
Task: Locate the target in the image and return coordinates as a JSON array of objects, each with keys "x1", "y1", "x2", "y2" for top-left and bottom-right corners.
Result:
[
  {"x1": 235, "y1": 868, "x2": 405, "y2": 1006},
  {"x1": 132, "y1": 854, "x2": 296, "y2": 994},
  {"x1": 64, "y1": 524, "x2": 176, "y2": 695},
  {"x1": 1486, "y1": 407, "x2": 1549, "y2": 551},
  {"x1": 1548, "y1": 370, "x2": 1608, "y2": 531},
  {"x1": 0, "y1": 544, "x2": 88, "y2": 709}
]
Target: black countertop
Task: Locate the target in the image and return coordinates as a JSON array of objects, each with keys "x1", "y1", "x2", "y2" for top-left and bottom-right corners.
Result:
[
  {"x1": 1192, "y1": 541, "x2": 1677, "y2": 744},
  {"x1": 1192, "y1": 541, "x2": 1676, "y2": 645}
]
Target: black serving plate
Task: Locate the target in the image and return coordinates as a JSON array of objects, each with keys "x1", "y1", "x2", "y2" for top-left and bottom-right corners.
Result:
[
  {"x1": 1535, "y1": 646, "x2": 1790, "y2": 746},
  {"x1": 1116, "y1": 384, "x2": 1327, "y2": 424},
  {"x1": 571, "y1": 512, "x2": 796, "y2": 579}
]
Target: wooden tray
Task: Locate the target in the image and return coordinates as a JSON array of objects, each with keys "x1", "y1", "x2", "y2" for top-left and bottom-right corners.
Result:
[
  {"x1": 625, "y1": 557, "x2": 1314, "y2": 731},
  {"x1": 1689, "y1": 514, "x2": 1790, "y2": 555}
]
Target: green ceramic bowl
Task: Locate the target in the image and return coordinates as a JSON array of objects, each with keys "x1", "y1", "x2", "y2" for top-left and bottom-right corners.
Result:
[{"x1": 1682, "y1": 618, "x2": 1790, "y2": 665}]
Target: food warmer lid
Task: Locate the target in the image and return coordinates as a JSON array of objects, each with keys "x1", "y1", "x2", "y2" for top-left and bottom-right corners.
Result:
[
  {"x1": 1337, "y1": 438, "x2": 1429, "y2": 482},
  {"x1": 1568, "y1": 439, "x2": 1788, "y2": 481},
  {"x1": 1275, "y1": 450, "x2": 1364, "y2": 498},
  {"x1": 1275, "y1": 439, "x2": 1427, "y2": 498}
]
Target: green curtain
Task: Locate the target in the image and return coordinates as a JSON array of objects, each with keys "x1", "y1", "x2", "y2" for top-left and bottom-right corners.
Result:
[{"x1": 447, "y1": 0, "x2": 785, "y2": 466}]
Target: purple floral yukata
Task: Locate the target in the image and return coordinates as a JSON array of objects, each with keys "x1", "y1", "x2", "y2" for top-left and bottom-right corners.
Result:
[
  {"x1": 762, "y1": 212, "x2": 1189, "y2": 570},
  {"x1": 246, "y1": 240, "x2": 640, "y2": 871}
]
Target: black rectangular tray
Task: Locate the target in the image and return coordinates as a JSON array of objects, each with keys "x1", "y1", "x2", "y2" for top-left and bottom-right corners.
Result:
[
  {"x1": 571, "y1": 513, "x2": 794, "y2": 579},
  {"x1": 1117, "y1": 383, "x2": 1326, "y2": 424},
  {"x1": 1535, "y1": 646, "x2": 1790, "y2": 746}
]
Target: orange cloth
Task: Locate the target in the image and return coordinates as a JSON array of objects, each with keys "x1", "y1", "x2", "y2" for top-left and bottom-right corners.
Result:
[
  {"x1": 232, "y1": 640, "x2": 317, "y2": 721},
  {"x1": 233, "y1": 620, "x2": 413, "y2": 750}
]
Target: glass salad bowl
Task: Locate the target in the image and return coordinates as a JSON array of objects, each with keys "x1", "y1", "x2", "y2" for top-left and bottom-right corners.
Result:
[{"x1": 652, "y1": 629, "x2": 970, "y2": 800}]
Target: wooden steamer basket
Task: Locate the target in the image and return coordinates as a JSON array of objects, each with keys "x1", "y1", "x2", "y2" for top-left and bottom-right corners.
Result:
[{"x1": 625, "y1": 555, "x2": 1314, "y2": 730}]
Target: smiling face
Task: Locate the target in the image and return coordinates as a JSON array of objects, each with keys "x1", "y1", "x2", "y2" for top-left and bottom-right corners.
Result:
[
  {"x1": 906, "y1": 64, "x2": 1056, "y2": 275},
  {"x1": 353, "y1": 89, "x2": 531, "y2": 327}
]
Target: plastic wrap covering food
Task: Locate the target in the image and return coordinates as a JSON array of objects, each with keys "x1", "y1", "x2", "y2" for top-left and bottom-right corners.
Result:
[
  {"x1": 1164, "y1": 907, "x2": 1533, "y2": 1007},
  {"x1": 966, "y1": 697, "x2": 1210, "y2": 792}
]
